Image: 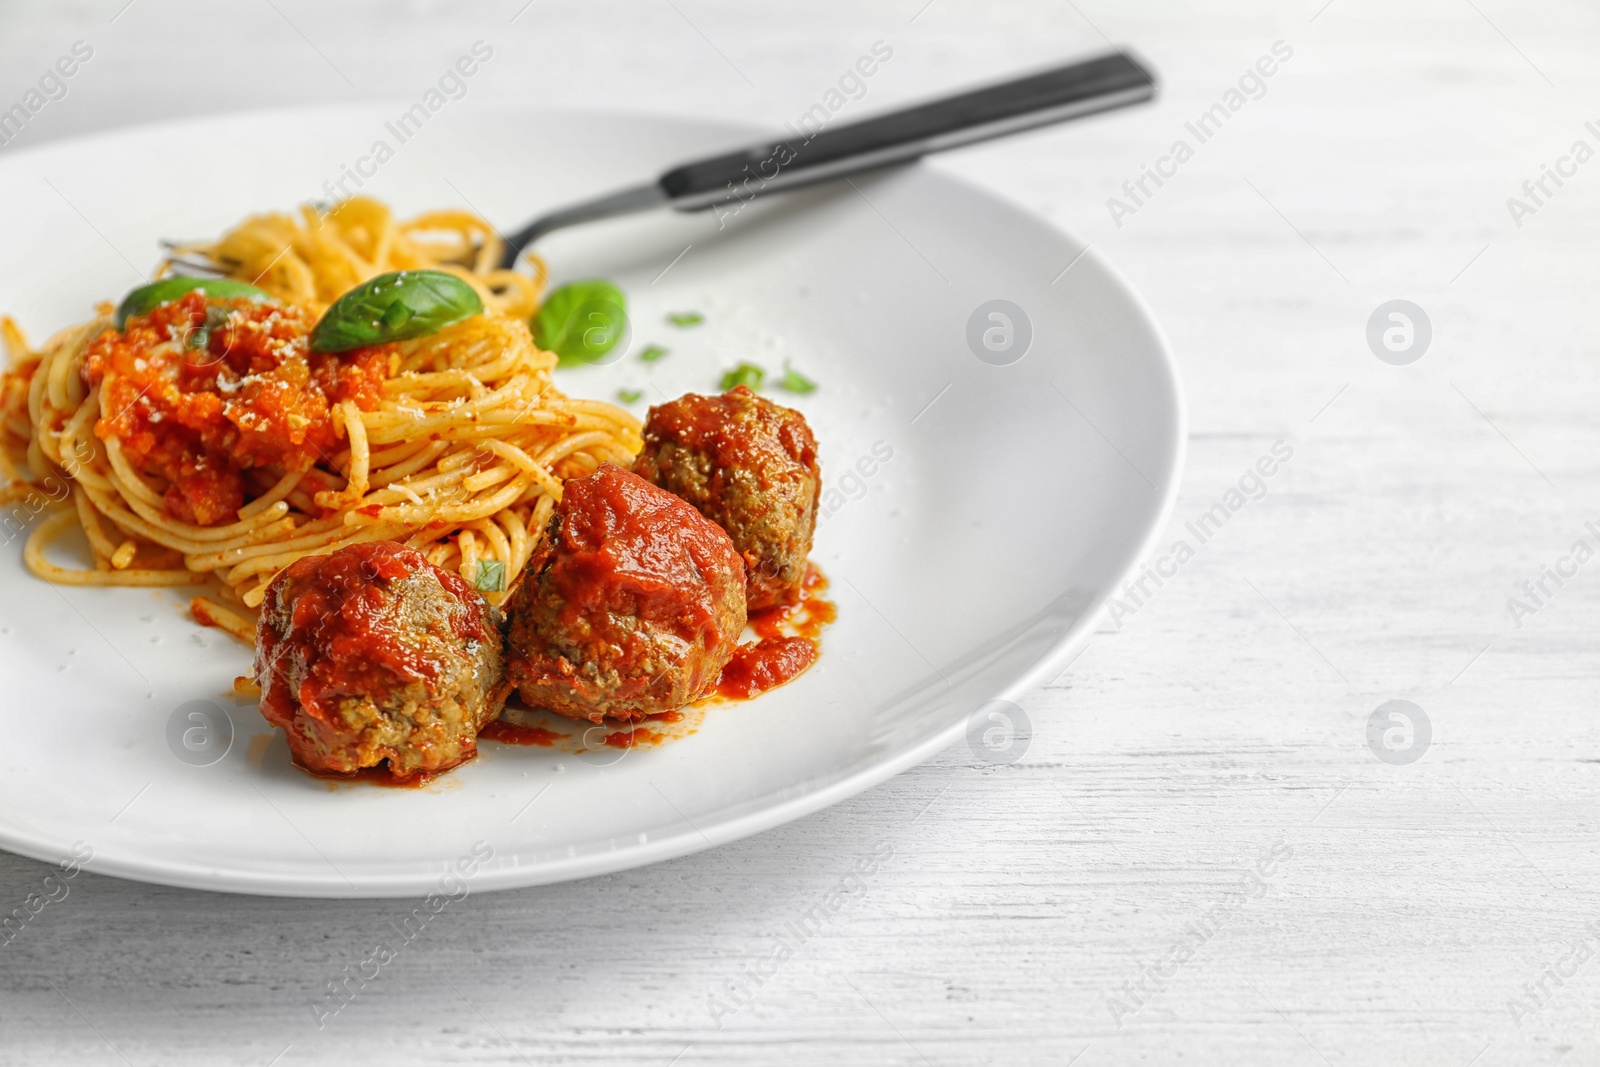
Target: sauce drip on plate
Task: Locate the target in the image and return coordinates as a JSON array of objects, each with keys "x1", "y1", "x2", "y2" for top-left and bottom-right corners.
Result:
[
  {"x1": 478, "y1": 720, "x2": 561, "y2": 747},
  {"x1": 716, "y1": 563, "x2": 836, "y2": 699}
]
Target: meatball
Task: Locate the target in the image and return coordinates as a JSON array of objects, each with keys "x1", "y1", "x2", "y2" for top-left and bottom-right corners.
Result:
[
  {"x1": 255, "y1": 540, "x2": 508, "y2": 779},
  {"x1": 633, "y1": 386, "x2": 820, "y2": 610},
  {"x1": 505, "y1": 463, "x2": 746, "y2": 723}
]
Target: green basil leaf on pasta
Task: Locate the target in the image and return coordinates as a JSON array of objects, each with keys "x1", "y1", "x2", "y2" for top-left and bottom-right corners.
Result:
[
  {"x1": 310, "y1": 270, "x2": 483, "y2": 353},
  {"x1": 115, "y1": 277, "x2": 275, "y2": 330}
]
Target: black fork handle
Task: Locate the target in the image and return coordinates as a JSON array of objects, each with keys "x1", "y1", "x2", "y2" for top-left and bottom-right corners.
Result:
[
  {"x1": 496, "y1": 51, "x2": 1156, "y2": 265},
  {"x1": 658, "y1": 51, "x2": 1156, "y2": 212}
]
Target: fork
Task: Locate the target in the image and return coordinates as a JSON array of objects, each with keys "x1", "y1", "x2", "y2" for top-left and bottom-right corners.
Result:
[
  {"x1": 496, "y1": 50, "x2": 1155, "y2": 267},
  {"x1": 166, "y1": 50, "x2": 1155, "y2": 277}
]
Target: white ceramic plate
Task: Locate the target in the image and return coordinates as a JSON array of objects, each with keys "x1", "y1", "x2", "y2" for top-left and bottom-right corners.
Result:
[{"x1": 0, "y1": 104, "x2": 1182, "y2": 897}]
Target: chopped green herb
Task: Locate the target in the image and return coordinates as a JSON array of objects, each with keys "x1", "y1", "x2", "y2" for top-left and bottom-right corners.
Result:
[
  {"x1": 778, "y1": 364, "x2": 817, "y2": 394},
  {"x1": 666, "y1": 311, "x2": 703, "y2": 327},
  {"x1": 639, "y1": 344, "x2": 669, "y2": 363},
  {"x1": 474, "y1": 558, "x2": 506, "y2": 594},
  {"x1": 719, "y1": 362, "x2": 765, "y2": 392},
  {"x1": 184, "y1": 305, "x2": 235, "y2": 353},
  {"x1": 618, "y1": 388, "x2": 644, "y2": 403}
]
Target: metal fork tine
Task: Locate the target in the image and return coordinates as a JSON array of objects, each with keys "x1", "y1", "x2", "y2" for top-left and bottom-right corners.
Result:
[{"x1": 162, "y1": 257, "x2": 231, "y2": 278}]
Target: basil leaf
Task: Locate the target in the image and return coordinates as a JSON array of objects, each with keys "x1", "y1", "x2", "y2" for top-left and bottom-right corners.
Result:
[
  {"x1": 618, "y1": 388, "x2": 643, "y2": 404},
  {"x1": 474, "y1": 558, "x2": 506, "y2": 593},
  {"x1": 532, "y1": 280, "x2": 628, "y2": 366},
  {"x1": 379, "y1": 300, "x2": 414, "y2": 330},
  {"x1": 310, "y1": 270, "x2": 483, "y2": 354},
  {"x1": 638, "y1": 344, "x2": 669, "y2": 363},
  {"x1": 666, "y1": 311, "x2": 703, "y2": 327},
  {"x1": 778, "y1": 365, "x2": 817, "y2": 394},
  {"x1": 719, "y1": 362, "x2": 765, "y2": 392},
  {"x1": 115, "y1": 277, "x2": 274, "y2": 330}
]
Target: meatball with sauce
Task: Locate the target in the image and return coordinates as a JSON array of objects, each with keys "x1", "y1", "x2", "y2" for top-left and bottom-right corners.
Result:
[
  {"x1": 505, "y1": 464, "x2": 747, "y2": 723},
  {"x1": 633, "y1": 386, "x2": 820, "y2": 610},
  {"x1": 255, "y1": 540, "x2": 509, "y2": 780}
]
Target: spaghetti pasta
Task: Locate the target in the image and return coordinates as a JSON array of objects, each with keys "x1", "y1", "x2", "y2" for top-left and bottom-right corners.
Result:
[{"x1": 0, "y1": 198, "x2": 641, "y2": 638}]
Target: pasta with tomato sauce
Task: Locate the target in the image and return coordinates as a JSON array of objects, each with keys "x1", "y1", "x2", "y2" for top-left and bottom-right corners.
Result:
[{"x1": 0, "y1": 198, "x2": 641, "y2": 643}]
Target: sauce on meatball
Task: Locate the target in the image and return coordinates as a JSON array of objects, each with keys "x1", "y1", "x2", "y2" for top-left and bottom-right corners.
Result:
[
  {"x1": 255, "y1": 540, "x2": 508, "y2": 781},
  {"x1": 505, "y1": 464, "x2": 747, "y2": 723},
  {"x1": 633, "y1": 386, "x2": 820, "y2": 611}
]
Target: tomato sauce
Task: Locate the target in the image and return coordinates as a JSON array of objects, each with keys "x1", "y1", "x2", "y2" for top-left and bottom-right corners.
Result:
[
  {"x1": 540, "y1": 464, "x2": 744, "y2": 651},
  {"x1": 255, "y1": 541, "x2": 496, "y2": 734},
  {"x1": 507, "y1": 465, "x2": 749, "y2": 717},
  {"x1": 603, "y1": 729, "x2": 653, "y2": 749},
  {"x1": 717, "y1": 637, "x2": 815, "y2": 699},
  {"x1": 716, "y1": 563, "x2": 836, "y2": 700},
  {"x1": 84, "y1": 291, "x2": 386, "y2": 525},
  {"x1": 479, "y1": 720, "x2": 561, "y2": 747}
]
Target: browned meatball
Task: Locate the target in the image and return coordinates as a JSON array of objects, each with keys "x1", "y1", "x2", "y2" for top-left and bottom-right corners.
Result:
[
  {"x1": 633, "y1": 386, "x2": 820, "y2": 610},
  {"x1": 505, "y1": 463, "x2": 746, "y2": 723},
  {"x1": 255, "y1": 540, "x2": 508, "y2": 779}
]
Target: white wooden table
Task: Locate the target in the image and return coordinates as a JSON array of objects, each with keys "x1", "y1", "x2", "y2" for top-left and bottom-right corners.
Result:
[{"x1": 4, "y1": 2, "x2": 1598, "y2": 1063}]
